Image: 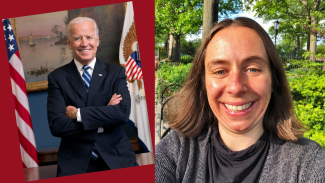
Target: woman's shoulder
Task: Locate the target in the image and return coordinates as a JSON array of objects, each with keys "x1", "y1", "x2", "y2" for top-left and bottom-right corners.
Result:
[
  {"x1": 269, "y1": 135, "x2": 325, "y2": 163},
  {"x1": 272, "y1": 136, "x2": 325, "y2": 155},
  {"x1": 287, "y1": 137, "x2": 325, "y2": 166},
  {"x1": 155, "y1": 130, "x2": 183, "y2": 156},
  {"x1": 263, "y1": 135, "x2": 325, "y2": 182},
  {"x1": 156, "y1": 128, "x2": 211, "y2": 154},
  {"x1": 155, "y1": 128, "x2": 212, "y2": 183}
]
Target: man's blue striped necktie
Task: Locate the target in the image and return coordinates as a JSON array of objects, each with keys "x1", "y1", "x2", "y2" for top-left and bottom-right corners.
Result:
[
  {"x1": 82, "y1": 65, "x2": 99, "y2": 160},
  {"x1": 82, "y1": 65, "x2": 91, "y2": 92}
]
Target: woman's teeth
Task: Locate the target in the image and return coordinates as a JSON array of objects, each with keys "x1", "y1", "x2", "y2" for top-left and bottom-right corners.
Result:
[{"x1": 225, "y1": 102, "x2": 253, "y2": 112}]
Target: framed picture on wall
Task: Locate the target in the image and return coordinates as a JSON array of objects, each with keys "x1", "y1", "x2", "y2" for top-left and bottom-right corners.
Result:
[{"x1": 13, "y1": 3, "x2": 126, "y2": 92}]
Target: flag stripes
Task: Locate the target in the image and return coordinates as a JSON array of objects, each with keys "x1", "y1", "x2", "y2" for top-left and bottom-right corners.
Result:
[
  {"x1": 126, "y1": 56, "x2": 142, "y2": 80},
  {"x1": 9, "y1": 53, "x2": 24, "y2": 78},
  {"x1": 12, "y1": 81, "x2": 38, "y2": 167},
  {"x1": 15, "y1": 110, "x2": 36, "y2": 148},
  {"x1": 11, "y1": 77, "x2": 32, "y2": 115},
  {"x1": 3, "y1": 19, "x2": 38, "y2": 168},
  {"x1": 12, "y1": 92, "x2": 33, "y2": 129},
  {"x1": 9, "y1": 54, "x2": 27, "y2": 92},
  {"x1": 9, "y1": 63, "x2": 27, "y2": 95},
  {"x1": 20, "y1": 144, "x2": 38, "y2": 168},
  {"x1": 17, "y1": 127, "x2": 38, "y2": 163}
]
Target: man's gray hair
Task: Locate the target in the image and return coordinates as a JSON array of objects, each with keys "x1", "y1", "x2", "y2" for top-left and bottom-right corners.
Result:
[{"x1": 66, "y1": 17, "x2": 99, "y2": 39}]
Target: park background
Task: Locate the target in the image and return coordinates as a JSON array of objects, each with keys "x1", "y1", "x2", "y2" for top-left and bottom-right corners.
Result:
[{"x1": 155, "y1": 0, "x2": 325, "y2": 148}]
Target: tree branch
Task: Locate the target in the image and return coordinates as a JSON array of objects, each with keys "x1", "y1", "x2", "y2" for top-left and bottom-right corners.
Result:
[
  {"x1": 313, "y1": 0, "x2": 321, "y2": 10},
  {"x1": 297, "y1": 0, "x2": 311, "y2": 9}
]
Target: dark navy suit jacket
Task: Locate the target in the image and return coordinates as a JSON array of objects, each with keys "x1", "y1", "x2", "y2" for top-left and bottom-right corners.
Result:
[{"x1": 47, "y1": 58, "x2": 138, "y2": 177}]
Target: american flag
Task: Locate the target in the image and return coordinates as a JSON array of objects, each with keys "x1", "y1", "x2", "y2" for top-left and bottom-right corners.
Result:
[
  {"x1": 126, "y1": 51, "x2": 143, "y2": 80},
  {"x1": 3, "y1": 19, "x2": 38, "y2": 168}
]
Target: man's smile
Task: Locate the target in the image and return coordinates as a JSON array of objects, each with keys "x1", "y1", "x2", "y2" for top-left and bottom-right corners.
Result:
[{"x1": 79, "y1": 49, "x2": 91, "y2": 52}]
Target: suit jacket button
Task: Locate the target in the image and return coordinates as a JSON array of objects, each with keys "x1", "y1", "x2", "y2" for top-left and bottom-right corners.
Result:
[{"x1": 88, "y1": 152, "x2": 91, "y2": 155}]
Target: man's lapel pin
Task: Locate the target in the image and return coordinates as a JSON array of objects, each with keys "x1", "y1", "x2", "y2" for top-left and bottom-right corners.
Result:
[{"x1": 99, "y1": 74, "x2": 102, "y2": 76}]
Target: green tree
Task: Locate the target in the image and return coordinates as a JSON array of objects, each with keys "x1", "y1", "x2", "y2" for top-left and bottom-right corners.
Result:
[
  {"x1": 245, "y1": 0, "x2": 325, "y2": 56},
  {"x1": 317, "y1": 41, "x2": 325, "y2": 55},
  {"x1": 155, "y1": 0, "x2": 204, "y2": 61},
  {"x1": 269, "y1": 21, "x2": 308, "y2": 57},
  {"x1": 155, "y1": 34, "x2": 168, "y2": 50},
  {"x1": 202, "y1": 0, "x2": 242, "y2": 41},
  {"x1": 180, "y1": 36, "x2": 201, "y2": 51},
  {"x1": 155, "y1": 0, "x2": 243, "y2": 62}
]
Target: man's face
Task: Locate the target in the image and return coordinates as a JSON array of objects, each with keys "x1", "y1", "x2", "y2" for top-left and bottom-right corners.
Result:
[{"x1": 67, "y1": 21, "x2": 99, "y2": 64}]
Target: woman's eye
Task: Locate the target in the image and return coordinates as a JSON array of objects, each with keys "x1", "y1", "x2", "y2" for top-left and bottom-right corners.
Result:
[
  {"x1": 216, "y1": 70, "x2": 226, "y2": 75},
  {"x1": 248, "y1": 68, "x2": 258, "y2": 72}
]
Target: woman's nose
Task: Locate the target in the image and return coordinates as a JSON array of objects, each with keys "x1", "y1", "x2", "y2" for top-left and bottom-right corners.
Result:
[{"x1": 226, "y1": 70, "x2": 248, "y2": 96}]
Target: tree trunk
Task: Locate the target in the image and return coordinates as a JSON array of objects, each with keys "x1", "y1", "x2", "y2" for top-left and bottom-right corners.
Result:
[
  {"x1": 167, "y1": 34, "x2": 181, "y2": 62},
  {"x1": 307, "y1": 32, "x2": 310, "y2": 52},
  {"x1": 167, "y1": 34, "x2": 173, "y2": 60},
  {"x1": 300, "y1": 36, "x2": 303, "y2": 56},
  {"x1": 202, "y1": 0, "x2": 219, "y2": 43},
  {"x1": 164, "y1": 34, "x2": 169, "y2": 59},
  {"x1": 171, "y1": 34, "x2": 181, "y2": 62},
  {"x1": 306, "y1": 13, "x2": 311, "y2": 52},
  {"x1": 297, "y1": 36, "x2": 300, "y2": 56},
  {"x1": 310, "y1": 15, "x2": 317, "y2": 61}
]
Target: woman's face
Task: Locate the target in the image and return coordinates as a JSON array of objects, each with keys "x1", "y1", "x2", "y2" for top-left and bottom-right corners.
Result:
[{"x1": 205, "y1": 26, "x2": 272, "y2": 134}]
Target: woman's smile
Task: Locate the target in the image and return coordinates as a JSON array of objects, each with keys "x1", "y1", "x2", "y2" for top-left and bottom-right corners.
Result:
[{"x1": 222, "y1": 101, "x2": 255, "y2": 115}]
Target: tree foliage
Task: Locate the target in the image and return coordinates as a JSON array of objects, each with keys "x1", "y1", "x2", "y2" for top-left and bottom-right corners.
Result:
[
  {"x1": 155, "y1": 0, "x2": 204, "y2": 37},
  {"x1": 155, "y1": 34, "x2": 169, "y2": 50},
  {"x1": 244, "y1": 0, "x2": 325, "y2": 54},
  {"x1": 155, "y1": 0, "x2": 243, "y2": 37},
  {"x1": 317, "y1": 41, "x2": 325, "y2": 55},
  {"x1": 155, "y1": 0, "x2": 243, "y2": 61},
  {"x1": 155, "y1": 62, "x2": 192, "y2": 98},
  {"x1": 180, "y1": 35, "x2": 201, "y2": 51},
  {"x1": 51, "y1": 25, "x2": 63, "y2": 38},
  {"x1": 270, "y1": 21, "x2": 308, "y2": 57},
  {"x1": 218, "y1": 0, "x2": 243, "y2": 17}
]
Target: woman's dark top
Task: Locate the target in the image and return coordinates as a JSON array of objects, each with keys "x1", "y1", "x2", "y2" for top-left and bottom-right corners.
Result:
[
  {"x1": 204, "y1": 127, "x2": 269, "y2": 183},
  {"x1": 155, "y1": 127, "x2": 325, "y2": 183}
]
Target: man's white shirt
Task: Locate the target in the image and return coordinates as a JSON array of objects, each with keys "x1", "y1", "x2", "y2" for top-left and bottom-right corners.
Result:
[{"x1": 74, "y1": 58, "x2": 103, "y2": 133}]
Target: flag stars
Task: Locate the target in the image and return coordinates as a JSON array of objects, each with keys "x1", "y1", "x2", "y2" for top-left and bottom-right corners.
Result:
[
  {"x1": 7, "y1": 25, "x2": 12, "y2": 31},
  {"x1": 8, "y1": 44, "x2": 14, "y2": 51},
  {"x1": 8, "y1": 34, "x2": 14, "y2": 42},
  {"x1": 3, "y1": 25, "x2": 6, "y2": 31}
]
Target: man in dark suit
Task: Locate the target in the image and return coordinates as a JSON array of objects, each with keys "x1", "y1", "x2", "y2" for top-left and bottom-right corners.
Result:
[{"x1": 47, "y1": 17, "x2": 138, "y2": 177}]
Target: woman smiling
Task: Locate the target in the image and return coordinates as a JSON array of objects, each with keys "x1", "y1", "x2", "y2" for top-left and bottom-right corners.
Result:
[{"x1": 155, "y1": 17, "x2": 325, "y2": 183}]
